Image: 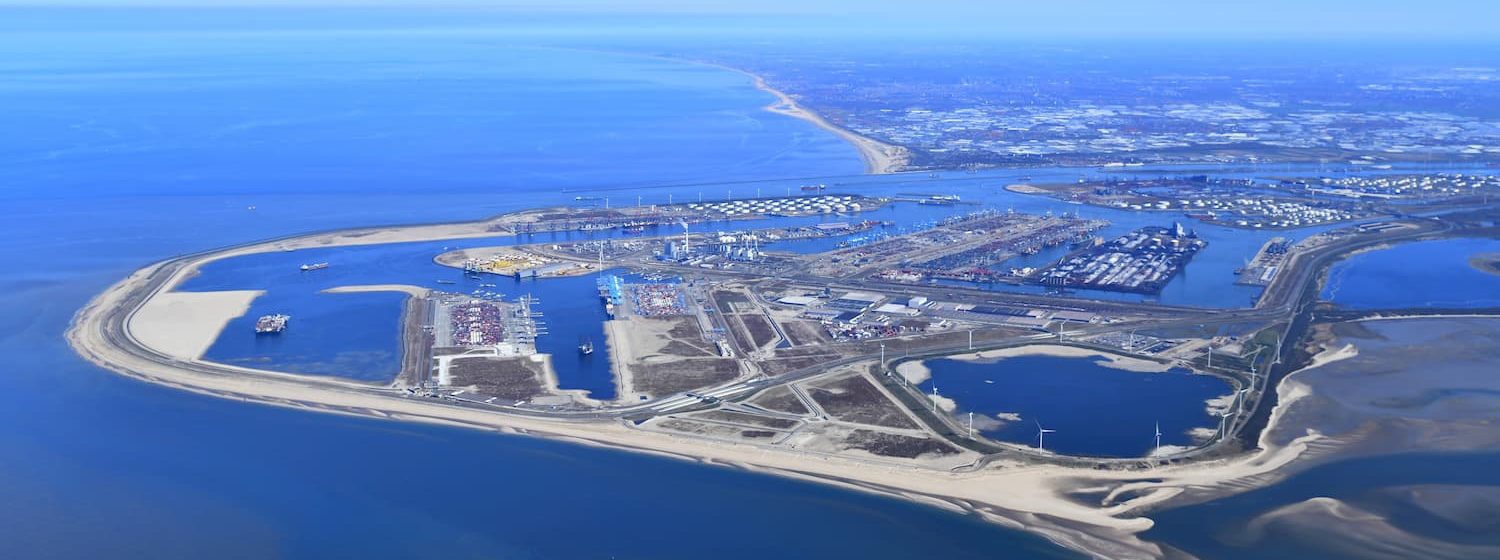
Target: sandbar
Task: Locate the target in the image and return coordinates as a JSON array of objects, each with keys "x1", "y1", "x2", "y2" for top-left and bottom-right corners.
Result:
[
  {"x1": 943, "y1": 344, "x2": 1176, "y2": 373},
  {"x1": 1468, "y1": 252, "x2": 1500, "y2": 276}
]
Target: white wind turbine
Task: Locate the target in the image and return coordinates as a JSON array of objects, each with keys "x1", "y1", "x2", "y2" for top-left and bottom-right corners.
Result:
[
  {"x1": 1035, "y1": 419, "x2": 1056, "y2": 452},
  {"x1": 1154, "y1": 421, "x2": 1162, "y2": 452}
]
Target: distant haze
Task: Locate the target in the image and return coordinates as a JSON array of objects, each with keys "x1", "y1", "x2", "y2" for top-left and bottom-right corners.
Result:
[{"x1": 3, "y1": 0, "x2": 1499, "y2": 42}]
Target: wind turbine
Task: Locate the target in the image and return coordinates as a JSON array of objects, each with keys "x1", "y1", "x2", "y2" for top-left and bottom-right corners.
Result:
[
  {"x1": 1154, "y1": 421, "x2": 1162, "y2": 452},
  {"x1": 1035, "y1": 420, "x2": 1056, "y2": 452},
  {"x1": 1217, "y1": 410, "x2": 1233, "y2": 441}
]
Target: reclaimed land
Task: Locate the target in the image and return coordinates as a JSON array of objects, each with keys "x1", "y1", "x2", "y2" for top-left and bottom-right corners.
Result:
[{"x1": 70, "y1": 209, "x2": 1500, "y2": 560}]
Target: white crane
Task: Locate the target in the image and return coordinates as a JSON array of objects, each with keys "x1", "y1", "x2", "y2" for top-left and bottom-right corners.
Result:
[{"x1": 1035, "y1": 420, "x2": 1056, "y2": 452}]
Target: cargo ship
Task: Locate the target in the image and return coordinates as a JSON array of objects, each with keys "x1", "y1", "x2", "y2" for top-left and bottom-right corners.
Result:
[
  {"x1": 299, "y1": 262, "x2": 329, "y2": 271},
  {"x1": 255, "y1": 314, "x2": 289, "y2": 334}
]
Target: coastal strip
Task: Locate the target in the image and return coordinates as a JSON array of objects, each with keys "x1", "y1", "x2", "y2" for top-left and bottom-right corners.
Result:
[
  {"x1": 745, "y1": 72, "x2": 911, "y2": 174},
  {"x1": 547, "y1": 47, "x2": 909, "y2": 175}
]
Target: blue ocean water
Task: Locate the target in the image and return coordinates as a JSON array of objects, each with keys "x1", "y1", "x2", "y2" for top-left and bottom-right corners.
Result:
[
  {"x1": 1322, "y1": 237, "x2": 1500, "y2": 309},
  {"x1": 0, "y1": 19, "x2": 1083, "y2": 559},
  {"x1": 919, "y1": 355, "x2": 1231, "y2": 457}
]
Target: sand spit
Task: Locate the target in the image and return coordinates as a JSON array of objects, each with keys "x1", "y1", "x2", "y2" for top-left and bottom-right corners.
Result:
[
  {"x1": 127, "y1": 290, "x2": 263, "y2": 360},
  {"x1": 748, "y1": 73, "x2": 910, "y2": 174},
  {"x1": 322, "y1": 284, "x2": 432, "y2": 298}
]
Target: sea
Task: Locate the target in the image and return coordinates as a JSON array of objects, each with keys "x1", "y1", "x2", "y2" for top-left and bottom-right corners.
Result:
[
  {"x1": 0, "y1": 13, "x2": 1074, "y2": 559},
  {"x1": 5, "y1": 8, "x2": 1499, "y2": 559}
]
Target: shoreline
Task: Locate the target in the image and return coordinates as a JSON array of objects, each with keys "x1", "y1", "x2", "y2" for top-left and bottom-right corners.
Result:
[
  {"x1": 655, "y1": 53, "x2": 909, "y2": 175},
  {"x1": 550, "y1": 46, "x2": 909, "y2": 176},
  {"x1": 746, "y1": 73, "x2": 910, "y2": 175}
]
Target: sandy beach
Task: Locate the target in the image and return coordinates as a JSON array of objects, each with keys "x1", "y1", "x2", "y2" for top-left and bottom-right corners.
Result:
[{"x1": 749, "y1": 73, "x2": 910, "y2": 174}]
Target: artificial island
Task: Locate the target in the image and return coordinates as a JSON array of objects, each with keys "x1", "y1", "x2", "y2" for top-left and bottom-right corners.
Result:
[{"x1": 70, "y1": 176, "x2": 1500, "y2": 557}]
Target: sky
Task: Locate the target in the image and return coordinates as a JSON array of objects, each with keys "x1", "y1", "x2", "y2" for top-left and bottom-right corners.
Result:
[{"x1": 2, "y1": 0, "x2": 1498, "y2": 41}]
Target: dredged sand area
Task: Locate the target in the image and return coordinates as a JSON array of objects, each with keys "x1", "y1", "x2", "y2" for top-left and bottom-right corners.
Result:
[
  {"x1": 322, "y1": 284, "x2": 432, "y2": 298},
  {"x1": 128, "y1": 290, "x2": 264, "y2": 360}
]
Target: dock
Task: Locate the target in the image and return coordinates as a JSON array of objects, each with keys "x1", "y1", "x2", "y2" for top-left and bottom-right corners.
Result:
[{"x1": 1235, "y1": 237, "x2": 1291, "y2": 287}]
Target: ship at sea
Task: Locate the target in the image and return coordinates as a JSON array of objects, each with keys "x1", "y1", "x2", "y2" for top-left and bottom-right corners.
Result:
[
  {"x1": 255, "y1": 314, "x2": 289, "y2": 334},
  {"x1": 299, "y1": 262, "x2": 329, "y2": 271},
  {"x1": 578, "y1": 337, "x2": 594, "y2": 355}
]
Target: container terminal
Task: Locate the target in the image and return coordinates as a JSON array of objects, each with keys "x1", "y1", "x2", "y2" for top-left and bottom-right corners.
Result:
[{"x1": 1032, "y1": 223, "x2": 1206, "y2": 294}]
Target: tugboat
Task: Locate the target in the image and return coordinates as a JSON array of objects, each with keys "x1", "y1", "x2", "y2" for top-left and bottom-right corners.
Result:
[
  {"x1": 577, "y1": 337, "x2": 594, "y2": 355},
  {"x1": 255, "y1": 314, "x2": 289, "y2": 334}
]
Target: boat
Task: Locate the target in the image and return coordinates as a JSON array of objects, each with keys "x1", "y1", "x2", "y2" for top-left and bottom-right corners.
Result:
[
  {"x1": 435, "y1": 280, "x2": 456, "y2": 285},
  {"x1": 299, "y1": 262, "x2": 329, "y2": 271},
  {"x1": 578, "y1": 337, "x2": 594, "y2": 355},
  {"x1": 255, "y1": 314, "x2": 289, "y2": 334}
]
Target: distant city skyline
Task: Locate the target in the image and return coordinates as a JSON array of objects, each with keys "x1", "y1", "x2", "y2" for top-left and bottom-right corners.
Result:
[{"x1": 4, "y1": 0, "x2": 1499, "y2": 41}]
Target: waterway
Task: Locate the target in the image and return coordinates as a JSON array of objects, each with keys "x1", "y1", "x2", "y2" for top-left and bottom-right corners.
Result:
[
  {"x1": 918, "y1": 355, "x2": 1231, "y2": 457},
  {"x1": 1322, "y1": 237, "x2": 1500, "y2": 309}
]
